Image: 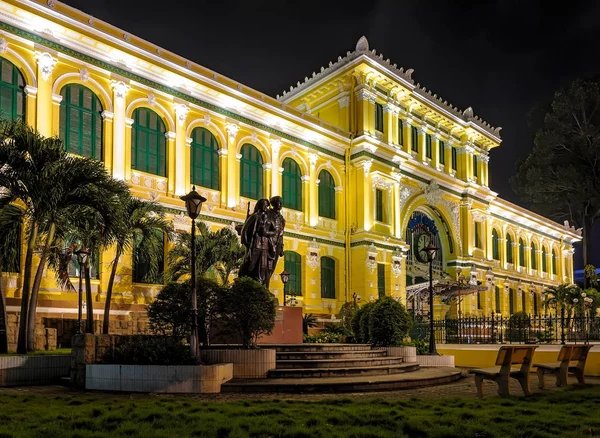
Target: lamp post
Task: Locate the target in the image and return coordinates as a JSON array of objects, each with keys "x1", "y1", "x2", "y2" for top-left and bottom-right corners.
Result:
[
  {"x1": 74, "y1": 249, "x2": 89, "y2": 335},
  {"x1": 352, "y1": 292, "x2": 361, "y2": 306},
  {"x1": 180, "y1": 186, "x2": 206, "y2": 359},
  {"x1": 421, "y1": 242, "x2": 439, "y2": 355},
  {"x1": 280, "y1": 270, "x2": 289, "y2": 306},
  {"x1": 583, "y1": 295, "x2": 593, "y2": 344}
]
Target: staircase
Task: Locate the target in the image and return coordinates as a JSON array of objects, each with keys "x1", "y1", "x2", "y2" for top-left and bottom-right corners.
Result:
[{"x1": 221, "y1": 344, "x2": 461, "y2": 393}]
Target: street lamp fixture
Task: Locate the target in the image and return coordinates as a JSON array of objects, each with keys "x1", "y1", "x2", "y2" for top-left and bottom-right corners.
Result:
[
  {"x1": 74, "y1": 249, "x2": 89, "y2": 335},
  {"x1": 421, "y1": 242, "x2": 439, "y2": 355},
  {"x1": 180, "y1": 186, "x2": 207, "y2": 359},
  {"x1": 352, "y1": 292, "x2": 361, "y2": 305},
  {"x1": 280, "y1": 270, "x2": 289, "y2": 306}
]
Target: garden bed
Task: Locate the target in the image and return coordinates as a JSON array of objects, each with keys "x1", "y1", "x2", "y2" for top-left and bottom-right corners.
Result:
[{"x1": 86, "y1": 363, "x2": 233, "y2": 394}]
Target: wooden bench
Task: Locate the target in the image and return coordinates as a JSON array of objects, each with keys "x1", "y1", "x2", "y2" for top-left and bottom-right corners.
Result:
[
  {"x1": 534, "y1": 345, "x2": 593, "y2": 388},
  {"x1": 470, "y1": 345, "x2": 538, "y2": 397}
]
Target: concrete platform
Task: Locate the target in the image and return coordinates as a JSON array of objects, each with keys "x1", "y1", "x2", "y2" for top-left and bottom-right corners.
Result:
[
  {"x1": 268, "y1": 362, "x2": 420, "y2": 378},
  {"x1": 222, "y1": 367, "x2": 463, "y2": 393}
]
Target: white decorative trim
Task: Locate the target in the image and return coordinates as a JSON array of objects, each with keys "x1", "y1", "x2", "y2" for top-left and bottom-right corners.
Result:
[
  {"x1": 101, "y1": 111, "x2": 114, "y2": 121},
  {"x1": 111, "y1": 80, "x2": 129, "y2": 99},
  {"x1": 51, "y1": 93, "x2": 62, "y2": 104},
  {"x1": 225, "y1": 123, "x2": 239, "y2": 141},
  {"x1": 165, "y1": 131, "x2": 176, "y2": 140},
  {"x1": 34, "y1": 51, "x2": 56, "y2": 81},
  {"x1": 270, "y1": 139, "x2": 282, "y2": 154},
  {"x1": 174, "y1": 103, "x2": 189, "y2": 127},
  {"x1": 147, "y1": 93, "x2": 156, "y2": 107},
  {"x1": 24, "y1": 85, "x2": 37, "y2": 97},
  {"x1": 372, "y1": 175, "x2": 394, "y2": 191},
  {"x1": 307, "y1": 239, "x2": 320, "y2": 270},
  {"x1": 338, "y1": 95, "x2": 350, "y2": 108},
  {"x1": 79, "y1": 68, "x2": 90, "y2": 82},
  {"x1": 0, "y1": 38, "x2": 8, "y2": 53},
  {"x1": 217, "y1": 148, "x2": 228, "y2": 156},
  {"x1": 308, "y1": 153, "x2": 318, "y2": 168},
  {"x1": 366, "y1": 243, "x2": 378, "y2": 274}
]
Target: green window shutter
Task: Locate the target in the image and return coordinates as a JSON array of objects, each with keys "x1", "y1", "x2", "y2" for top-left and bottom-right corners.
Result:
[
  {"x1": 411, "y1": 126, "x2": 418, "y2": 152},
  {"x1": 284, "y1": 251, "x2": 302, "y2": 296},
  {"x1": 552, "y1": 251, "x2": 557, "y2": 275},
  {"x1": 131, "y1": 108, "x2": 167, "y2": 176},
  {"x1": 282, "y1": 158, "x2": 302, "y2": 211},
  {"x1": 533, "y1": 293, "x2": 538, "y2": 315},
  {"x1": 320, "y1": 256, "x2": 336, "y2": 299},
  {"x1": 0, "y1": 57, "x2": 25, "y2": 122},
  {"x1": 425, "y1": 134, "x2": 432, "y2": 158},
  {"x1": 509, "y1": 289, "x2": 514, "y2": 314},
  {"x1": 477, "y1": 292, "x2": 482, "y2": 309},
  {"x1": 519, "y1": 238, "x2": 525, "y2": 267},
  {"x1": 506, "y1": 234, "x2": 513, "y2": 264},
  {"x1": 495, "y1": 286, "x2": 501, "y2": 313},
  {"x1": 377, "y1": 263, "x2": 385, "y2": 298},
  {"x1": 542, "y1": 247, "x2": 547, "y2": 272},
  {"x1": 521, "y1": 292, "x2": 526, "y2": 313},
  {"x1": 318, "y1": 170, "x2": 336, "y2": 219},
  {"x1": 398, "y1": 119, "x2": 404, "y2": 145},
  {"x1": 451, "y1": 147, "x2": 457, "y2": 170},
  {"x1": 239, "y1": 143, "x2": 264, "y2": 200},
  {"x1": 492, "y1": 229, "x2": 499, "y2": 260},
  {"x1": 375, "y1": 188, "x2": 384, "y2": 222},
  {"x1": 439, "y1": 140, "x2": 445, "y2": 164},
  {"x1": 375, "y1": 103, "x2": 384, "y2": 132},
  {"x1": 474, "y1": 222, "x2": 481, "y2": 249},
  {"x1": 531, "y1": 244, "x2": 537, "y2": 270},
  {"x1": 133, "y1": 230, "x2": 164, "y2": 284},
  {"x1": 473, "y1": 154, "x2": 478, "y2": 177},
  {"x1": 59, "y1": 84, "x2": 103, "y2": 160},
  {"x1": 191, "y1": 127, "x2": 220, "y2": 190}
]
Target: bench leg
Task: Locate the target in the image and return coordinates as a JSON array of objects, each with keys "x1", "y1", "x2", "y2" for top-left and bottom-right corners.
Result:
[
  {"x1": 516, "y1": 375, "x2": 532, "y2": 396},
  {"x1": 537, "y1": 368, "x2": 545, "y2": 389},
  {"x1": 496, "y1": 375, "x2": 510, "y2": 397},
  {"x1": 556, "y1": 369, "x2": 567, "y2": 387},
  {"x1": 474, "y1": 375, "x2": 485, "y2": 398},
  {"x1": 572, "y1": 368, "x2": 585, "y2": 385}
]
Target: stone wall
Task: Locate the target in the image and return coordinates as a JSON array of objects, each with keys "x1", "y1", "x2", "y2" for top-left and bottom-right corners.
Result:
[{"x1": 5, "y1": 314, "x2": 57, "y2": 351}]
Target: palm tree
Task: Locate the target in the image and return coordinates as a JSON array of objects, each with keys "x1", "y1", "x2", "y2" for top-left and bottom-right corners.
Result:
[
  {"x1": 0, "y1": 203, "x2": 23, "y2": 353},
  {"x1": 0, "y1": 119, "x2": 129, "y2": 351},
  {"x1": 102, "y1": 196, "x2": 173, "y2": 334},
  {"x1": 213, "y1": 227, "x2": 245, "y2": 285}
]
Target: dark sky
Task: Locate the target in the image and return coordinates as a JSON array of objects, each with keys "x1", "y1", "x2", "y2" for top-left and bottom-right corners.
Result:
[{"x1": 61, "y1": 0, "x2": 600, "y2": 268}]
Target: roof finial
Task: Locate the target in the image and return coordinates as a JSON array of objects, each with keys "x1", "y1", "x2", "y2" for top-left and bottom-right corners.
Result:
[{"x1": 356, "y1": 36, "x2": 369, "y2": 52}]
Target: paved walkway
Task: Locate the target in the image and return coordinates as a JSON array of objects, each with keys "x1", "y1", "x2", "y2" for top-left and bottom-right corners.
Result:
[{"x1": 1, "y1": 370, "x2": 598, "y2": 402}]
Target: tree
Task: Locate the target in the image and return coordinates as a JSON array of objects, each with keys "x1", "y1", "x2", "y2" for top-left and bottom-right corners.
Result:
[
  {"x1": 302, "y1": 313, "x2": 318, "y2": 335},
  {"x1": 367, "y1": 297, "x2": 413, "y2": 347},
  {"x1": 0, "y1": 119, "x2": 129, "y2": 351},
  {"x1": 512, "y1": 79, "x2": 600, "y2": 281},
  {"x1": 102, "y1": 196, "x2": 173, "y2": 334},
  {"x1": 0, "y1": 204, "x2": 23, "y2": 353},
  {"x1": 219, "y1": 277, "x2": 276, "y2": 348}
]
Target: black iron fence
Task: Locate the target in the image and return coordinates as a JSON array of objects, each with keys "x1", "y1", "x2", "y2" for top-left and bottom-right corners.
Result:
[{"x1": 411, "y1": 314, "x2": 600, "y2": 345}]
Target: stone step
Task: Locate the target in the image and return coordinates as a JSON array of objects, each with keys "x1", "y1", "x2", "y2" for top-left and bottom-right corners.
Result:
[
  {"x1": 268, "y1": 344, "x2": 373, "y2": 352},
  {"x1": 276, "y1": 356, "x2": 404, "y2": 369},
  {"x1": 268, "y1": 362, "x2": 419, "y2": 378},
  {"x1": 276, "y1": 350, "x2": 388, "y2": 360},
  {"x1": 222, "y1": 367, "x2": 463, "y2": 393}
]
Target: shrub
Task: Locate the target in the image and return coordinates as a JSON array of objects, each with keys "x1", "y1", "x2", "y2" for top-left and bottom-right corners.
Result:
[
  {"x1": 219, "y1": 277, "x2": 277, "y2": 348},
  {"x1": 338, "y1": 302, "x2": 358, "y2": 340},
  {"x1": 303, "y1": 332, "x2": 343, "y2": 343},
  {"x1": 101, "y1": 337, "x2": 197, "y2": 366},
  {"x1": 368, "y1": 297, "x2": 413, "y2": 347},
  {"x1": 507, "y1": 311, "x2": 532, "y2": 343},
  {"x1": 401, "y1": 339, "x2": 428, "y2": 355},
  {"x1": 302, "y1": 313, "x2": 318, "y2": 335},
  {"x1": 357, "y1": 301, "x2": 376, "y2": 344}
]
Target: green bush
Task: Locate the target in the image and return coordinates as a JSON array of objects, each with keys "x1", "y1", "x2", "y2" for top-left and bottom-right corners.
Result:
[
  {"x1": 302, "y1": 313, "x2": 318, "y2": 335},
  {"x1": 368, "y1": 297, "x2": 413, "y2": 347},
  {"x1": 303, "y1": 332, "x2": 343, "y2": 343},
  {"x1": 507, "y1": 311, "x2": 532, "y2": 343},
  {"x1": 357, "y1": 301, "x2": 376, "y2": 344},
  {"x1": 219, "y1": 277, "x2": 277, "y2": 348},
  {"x1": 338, "y1": 302, "x2": 358, "y2": 341},
  {"x1": 101, "y1": 337, "x2": 197, "y2": 366},
  {"x1": 401, "y1": 339, "x2": 428, "y2": 355}
]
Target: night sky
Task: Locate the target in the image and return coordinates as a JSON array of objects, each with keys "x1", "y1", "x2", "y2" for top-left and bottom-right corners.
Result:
[{"x1": 60, "y1": 0, "x2": 600, "y2": 268}]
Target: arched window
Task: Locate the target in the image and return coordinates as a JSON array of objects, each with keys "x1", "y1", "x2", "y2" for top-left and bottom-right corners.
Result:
[
  {"x1": 0, "y1": 57, "x2": 25, "y2": 121},
  {"x1": 239, "y1": 143, "x2": 263, "y2": 200},
  {"x1": 59, "y1": 84, "x2": 103, "y2": 160},
  {"x1": 190, "y1": 127, "x2": 219, "y2": 190},
  {"x1": 491, "y1": 229, "x2": 500, "y2": 260},
  {"x1": 552, "y1": 249, "x2": 557, "y2": 275},
  {"x1": 131, "y1": 108, "x2": 167, "y2": 176},
  {"x1": 281, "y1": 158, "x2": 302, "y2": 211},
  {"x1": 320, "y1": 256, "x2": 336, "y2": 299},
  {"x1": 284, "y1": 251, "x2": 302, "y2": 297},
  {"x1": 506, "y1": 234, "x2": 513, "y2": 264},
  {"x1": 318, "y1": 170, "x2": 336, "y2": 219},
  {"x1": 542, "y1": 246, "x2": 548, "y2": 272},
  {"x1": 519, "y1": 238, "x2": 525, "y2": 267},
  {"x1": 531, "y1": 242, "x2": 537, "y2": 270}
]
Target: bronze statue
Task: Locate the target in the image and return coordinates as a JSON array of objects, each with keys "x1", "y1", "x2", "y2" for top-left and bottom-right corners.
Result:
[{"x1": 237, "y1": 196, "x2": 286, "y2": 289}]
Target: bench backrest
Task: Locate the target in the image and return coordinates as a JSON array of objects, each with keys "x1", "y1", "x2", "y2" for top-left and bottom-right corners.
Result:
[
  {"x1": 557, "y1": 345, "x2": 573, "y2": 361},
  {"x1": 495, "y1": 346, "x2": 537, "y2": 367},
  {"x1": 570, "y1": 345, "x2": 592, "y2": 362}
]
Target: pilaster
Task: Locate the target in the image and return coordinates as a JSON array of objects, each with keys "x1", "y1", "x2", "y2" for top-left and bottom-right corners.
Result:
[
  {"x1": 173, "y1": 103, "x2": 189, "y2": 196},
  {"x1": 110, "y1": 80, "x2": 129, "y2": 180},
  {"x1": 225, "y1": 123, "x2": 239, "y2": 208},
  {"x1": 165, "y1": 131, "x2": 176, "y2": 194},
  {"x1": 270, "y1": 139, "x2": 281, "y2": 197},
  {"x1": 101, "y1": 111, "x2": 114, "y2": 173},
  {"x1": 34, "y1": 51, "x2": 56, "y2": 137},
  {"x1": 308, "y1": 153, "x2": 318, "y2": 226}
]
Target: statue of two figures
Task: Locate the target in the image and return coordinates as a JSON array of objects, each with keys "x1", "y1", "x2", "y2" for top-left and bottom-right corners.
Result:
[{"x1": 237, "y1": 196, "x2": 286, "y2": 290}]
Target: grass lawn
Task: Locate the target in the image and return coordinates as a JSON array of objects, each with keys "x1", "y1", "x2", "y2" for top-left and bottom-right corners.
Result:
[
  {"x1": 0, "y1": 348, "x2": 71, "y2": 356},
  {"x1": 0, "y1": 385, "x2": 598, "y2": 437}
]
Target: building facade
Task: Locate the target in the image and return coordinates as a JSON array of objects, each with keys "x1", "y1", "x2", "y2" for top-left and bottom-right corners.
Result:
[{"x1": 0, "y1": 0, "x2": 580, "y2": 325}]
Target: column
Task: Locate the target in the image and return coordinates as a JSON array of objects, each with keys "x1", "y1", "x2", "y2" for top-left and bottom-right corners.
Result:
[
  {"x1": 354, "y1": 88, "x2": 371, "y2": 136},
  {"x1": 110, "y1": 81, "x2": 129, "y2": 180},
  {"x1": 302, "y1": 175, "x2": 310, "y2": 222},
  {"x1": 354, "y1": 160, "x2": 372, "y2": 231},
  {"x1": 308, "y1": 153, "x2": 319, "y2": 226},
  {"x1": 263, "y1": 163, "x2": 272, "y2": 199},
  {"x1": 367, "y1": 95, "x2": 376, "y2": 136},
  {"x1": 34, "y1": 51, "x2": 56, "y2": 137},
  {"x1": 186, "y1": 137, "x2": 193, "y2": 195},
  {"x1": 460, "y1": 199, "x2": 472, "y2": 257},
  {"x1": 338, "y1": 95, "x2": 350, "y2": 132},
  {"x1": 417, "y1": 126, "x2": 426, "y2": 162},
  {"x1": 432, "y1": 134, "x2": 440, "y2": 170},
  {"x1": 225, "y1": 123, "x2": 239, "y2": 208},
  {"x1": 393, "y1": 179, "x2": 402, "y2": 239},
  {"x1": 402, "y1": 117, "x2": 412, "y2": 155},
  {"x1": 270, "y1": 139, "x2": 281, "y2": 197},
  {"x1": 24, "y1": 86, "x2": 37, "y2": 128},
  {"x1": 124, "y1": 117, "x2": 134, "y2": 181},
  {"x1": 165, "y1": 131, "x2": 176, "y2": 194},
  {"x1": 101, "y1": 111, "x2": 114, "y2": 173},
  {"x1": 444, "y1": 140, "x2": 452, "y2": 174},
  {"x1": 51, "y1": 93, "x2": 62, "y2": 137},
  {"x1": 217, "y1": 146, "x2": 228, "y2": 206},
  {"x1": 390, "y1": 106, "x2": 399, "y2": 145},
  {"x1": 173, "y1": 104, "x2": 189, "y2": 196},
  {"x1": 383, "y1": 104, "x2": 395, "y2": 144}
]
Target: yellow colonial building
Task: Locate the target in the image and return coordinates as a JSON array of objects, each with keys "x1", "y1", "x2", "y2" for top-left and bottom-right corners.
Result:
[{"x1": 0, "y1": 0, "x2": 580, "y2": 328}]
